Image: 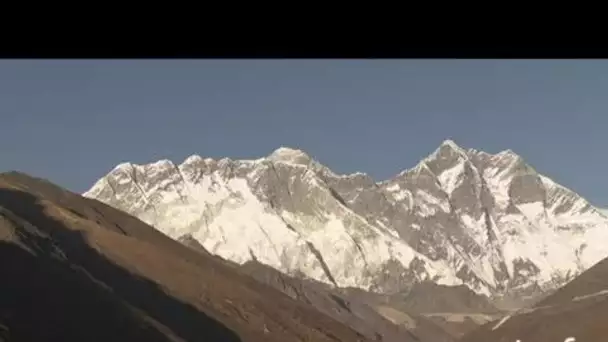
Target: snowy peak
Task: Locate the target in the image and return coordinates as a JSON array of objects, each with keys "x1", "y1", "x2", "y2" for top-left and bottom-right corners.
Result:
[
  {"x1": 438, "y1": 139, "x2": 467, "y2": 155},
  {"x1": 83, "y1": 142, "x2": 608, "y2": 308},
  {"x1": 267, "y1": 146, "x2": 312, "y2": 165},
  {"x1": 441, "y1": 139, "x2": 461, "y2": 149},
  {"x1": 437, "y1": 139, "x2": 466, "y2": 155},
  {"x1": 423, "y1": 140, "x2": 469, "y2": 170},
  {"x1": 494, "y1": 148, "x2": 519, "y2": 160},
  {"x1": 182, "y1": 154, "x2": 216, "y2": 166}
]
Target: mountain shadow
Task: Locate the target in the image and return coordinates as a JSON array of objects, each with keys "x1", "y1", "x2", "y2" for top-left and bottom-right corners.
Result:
[{"x1": 0, "y1": 187, "x2": 242, "y2": 342}]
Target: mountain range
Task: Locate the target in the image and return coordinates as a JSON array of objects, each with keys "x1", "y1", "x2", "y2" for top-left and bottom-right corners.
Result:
[
  {"x1": 2, "y1": 139, "x2": 608, "y2": 341},
  {"x1": 83, "y1": 139, "x2": 608, "y2": 310}
]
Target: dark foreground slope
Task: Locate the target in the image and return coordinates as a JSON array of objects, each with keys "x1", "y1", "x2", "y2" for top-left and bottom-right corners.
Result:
[
  {"x1": 459, "y1": 256, "x2": 608, "y2": 342},
  {"x1": 0, "y1": 171, "x2": 376, "y2": 342}
]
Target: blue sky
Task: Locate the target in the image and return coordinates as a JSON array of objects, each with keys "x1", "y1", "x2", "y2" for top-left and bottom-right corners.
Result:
[{"x1": 1, "y1": 59, "x2": 607, "y2": 206}]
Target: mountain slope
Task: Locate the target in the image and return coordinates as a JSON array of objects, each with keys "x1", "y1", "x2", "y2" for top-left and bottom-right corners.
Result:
[
  {"x1": 240, "y1": 260, "x2": 456, "y2": 342},
  {"x1": 335, "y1": 283, "x2": 500, "y2": 339},
  {"x1": 83, "y1": 140, "x2": 608, "y2": 307},
  {"x1": 178, "y1": 233, "x2": 435, "y2": 342},
  {"x1": 459, "y1": 255, "x2": 608, "y2": 342},
  {"x1": 0, "y1": 171, "x2": 380, "y2": 342}
]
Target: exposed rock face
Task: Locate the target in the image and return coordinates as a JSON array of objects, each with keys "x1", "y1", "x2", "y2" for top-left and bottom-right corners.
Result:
[{"x1": 84, "y1": 140, "x2": 608, "y2": 307}]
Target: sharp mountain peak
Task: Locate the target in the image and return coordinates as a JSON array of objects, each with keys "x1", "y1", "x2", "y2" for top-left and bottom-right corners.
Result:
[{"x1": 267, "y1": 146, "x2": 313, "y2": 165}]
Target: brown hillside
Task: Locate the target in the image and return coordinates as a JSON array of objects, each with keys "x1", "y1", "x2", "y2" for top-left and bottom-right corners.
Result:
[
  {"x1": 0, "y1": 171, "x2": 373, "y2": 342},
  {"x1": 459, "y1": 256, "x2": 608, "y2": 342}
]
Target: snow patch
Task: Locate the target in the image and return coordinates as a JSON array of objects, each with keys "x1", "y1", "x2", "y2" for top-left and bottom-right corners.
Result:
[
  {"x1": 438, "y1": 161, "x2": 465, "y2": 195},
  {"x1": 572, "y1": 289, "x2": 608, "y2": 302},
  {"x1": 491, "y1": 314, "x2": 512, "y2": 330}
]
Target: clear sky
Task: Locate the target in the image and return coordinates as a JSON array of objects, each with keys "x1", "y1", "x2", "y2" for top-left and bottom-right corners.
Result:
[{"x1": 1, "y1": 59, "x2": 607, "y2": 206}]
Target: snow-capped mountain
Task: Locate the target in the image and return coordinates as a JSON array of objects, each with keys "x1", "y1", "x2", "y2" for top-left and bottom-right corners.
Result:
[{"x1": 83, "y1": 140, "x2": 608, "y2": 306}]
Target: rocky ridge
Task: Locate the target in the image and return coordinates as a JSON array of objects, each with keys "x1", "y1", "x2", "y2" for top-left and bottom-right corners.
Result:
[{"x1": 84, "y1": 140, "x2": 608, "y2": 307}]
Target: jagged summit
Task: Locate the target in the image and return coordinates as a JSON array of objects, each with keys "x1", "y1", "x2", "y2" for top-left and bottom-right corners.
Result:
[
  {"x1": 440, "y1": 139, "x2": 463, "y2": 150},
  {"x1": 496, "y1": 148, "x2": 516, "y2": 156},
  {"x1": 101, "y1": 141, "x2": 523, "y2": 186},
  {"x1": 419, "y1": 139, "x2": 470, "y2": 168},
  {"x1": 270, "y1": 146, "x2": 305, "y2": 156},
  {"x1": 111, "y1": 161, "x2": 134, "y2": 172},
  {"x1": 434, "y1": 140, "x2": 523, "y2": 160},
  {"x1": 183, "y1": 154, "x2": 204, "y2": 164},
  {"x1": 267, "y1": 146, "x2": 312, "y2": 165}
]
